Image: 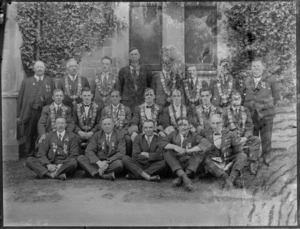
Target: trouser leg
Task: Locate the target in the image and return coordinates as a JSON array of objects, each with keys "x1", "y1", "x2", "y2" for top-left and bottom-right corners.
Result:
[
  {"x1": 25, "y1": 109, "x2": 42, "y2": 157},
  {"x1": 105, "y1": 159, "x2": 123, "y2": 175},
  {"x1": 203, "y1": 157, "x2": 227, "y2": 178},
  {"x1": 125, "y1": 135, "x2": 132, "y2": 157},
  {"x1": 26, "y1": 157, "x2": 48, "y2": 178},
  {"x1": 122, "y1": 155, "x2": 144, "y2": 176},
  {"x1": 164, "y1": 150, "x2": 183, "y2": 173},
  {"x1": 186, "y1": 153, "x2": 205, "y2": 174},
  {"x1": 56, "y1": 158, "x2": 77, "y2": 177},
  {"x1": 260, "y1": 118, "x2": 273, "y2": 158},
  {"x1": 77, "y1": 155, "x2": 98, "y2": 177},
  {"x1": 231, "y1": 152, "x2": 248, "y2": 174},
  {"x1": 144, "y1": 160, "x2": 167, "y2": 176},
  {"x1": 245, "y1": 136, "x2": 261, "y2": 161}
]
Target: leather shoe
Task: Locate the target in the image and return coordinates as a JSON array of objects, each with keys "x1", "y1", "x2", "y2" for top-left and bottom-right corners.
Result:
[
  {"x1": 149, "y1": 175, "x2": 161, "y2": 182},
  {"x1": 101, "y1": 172, "x2": 115, "y2": 181},
  {"x1": 262, "y1": 153, "x2": 271, "y2": 166},
  {"x1": 126, "y1": 173, "x2": 139, "y2": 180},
  {"x1": 58, "y1": 173, "x2": 67, "y2": 181},
  {"x1": 172, "y1": 177, "x2": 183, "y2": 187},
  {"x1": 182, "y1": 174, "x2": 194, "y2": 191}
]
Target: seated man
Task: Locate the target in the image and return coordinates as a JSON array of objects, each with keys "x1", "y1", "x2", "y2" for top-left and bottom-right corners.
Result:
[
  {"x1": 128, "y1": 88, "x2": 163, "y2": 141},
  {"x1": 77, "y1": 116, "x2": 125, "y2": 180},
  {"x1": 222, "y1": 90, "x2": 261, "y2": 175},
  {"x1": 123, "y1": 120, "x2": 166, "y2": 182},
  {"x1": 160, "y1": 117, "x2": 211, "y2": 191},
  {"x1": 160, "y1": 89, "x2": 194, "y2": 136},
  {"x1": 193, "y1": 87, "x2": 222, "y2": 134},
  {"x1": 200, "y1": 114, "x2": 247, "y2": 190},
  {"x1": 101, "y1": 90, "x2": 132, "y2": 156},
  {"x1": 38, "y1": 89, "x2": 74, "y2": 145},
  {"x1": 73, "y1": 87, "x2": 102, "y2": 154},
  {"x1": 26, "y1": 117, "x2": 78, "y2": 180}
]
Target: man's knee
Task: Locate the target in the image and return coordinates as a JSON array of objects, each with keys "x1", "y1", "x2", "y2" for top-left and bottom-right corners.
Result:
[
  {"x1": 236, "y1": 152, "x2": 247, "y2": 162},
  {"x1": 77, "y1": 155, "x2": 89, "y2": 165},
  {"x1": 122, "y1": 155, "x2": 133, "y2": 165},
  {"x1": 68, "y1": 158, "x2": 78, "y2": 169},
  {"x1": 26, "y1": 156, "x2": 37, "y2": 167},
  {"x1": 111, "y1": 160, "x2": 124, "y2": 173}
]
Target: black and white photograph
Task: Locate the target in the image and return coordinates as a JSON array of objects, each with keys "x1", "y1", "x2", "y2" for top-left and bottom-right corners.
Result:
[{"x1": 1, "y1": 1, "x2": 298, "y2": 227}]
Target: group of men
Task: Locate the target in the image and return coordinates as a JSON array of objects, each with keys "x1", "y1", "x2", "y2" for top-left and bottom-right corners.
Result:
[{"x1": 17, "y1": 47, "x2": 280, "y2": 191}]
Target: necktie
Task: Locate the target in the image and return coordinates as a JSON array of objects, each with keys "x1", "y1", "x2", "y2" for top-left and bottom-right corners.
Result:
[
  {"x1": 59, "y1": 134, "x2": 62, "y2": 141},
  {"x1": 214, "y1": 133, "x2": 221, "y2": 136},
  {"x1": 146, "y1": 136, "x2": 151, "y2": 147},
  {"x1": 132, "y1": 67, "x2": 137, "y2": 88},
  {"x1": 57, "y1": 106, "x2": 61, "y2": 115},
  {"x1": 103, "y1": 75, "x2": 108, "y2": 85},
  {"x1": 181, "y1": 135, "x2": 187, "y2": 148},
  {"x1": 106, "y1": 135, "x2": 110, "y2": 143},
  {"x1": 84, "y1": 104, "x2": 90, "y2": 107}
]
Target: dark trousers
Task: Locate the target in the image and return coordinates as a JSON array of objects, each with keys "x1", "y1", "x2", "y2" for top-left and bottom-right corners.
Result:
[
  {"x1": 252, "y1": 110, "x2": 273, "y2": 158},
  {"x1": 77, "y1": 155, "x2": 123, "y2": 177},
  {"x1": 243, "y1": 135, "x2": 261, "y2": 161},
  {"x1": 204, "y1": 152, "x2": 248, "y2": 178},
  {"x1": 122, "y1": 155, "x2": 166, "y2": 177},
  {"x1": 164, "y1": 150, "x2": 204, "y2": 174},
  {"x1": 26, "y1": 157, "x2": 77, "y2": 178},
  {"x1": 125, "y1": 134, "x2": 132, "y2": 157},
  {"x1": 25, "y1": 108, "x2": 42, "y2": 157}
]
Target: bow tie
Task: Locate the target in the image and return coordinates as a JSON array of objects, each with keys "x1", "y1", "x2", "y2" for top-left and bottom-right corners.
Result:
[
  {"x1": 84, "y1": 104, "x2": 90, "y2": 107},
  {"x1": 214, "y1": 133, "x2": 221, "y2": 135},
  {"x1": 146, "y1": 105, "x2": 153, "y2": 109}
]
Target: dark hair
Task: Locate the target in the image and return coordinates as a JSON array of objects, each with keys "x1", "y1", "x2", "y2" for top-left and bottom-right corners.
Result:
[
  {"x1": 100, "y1": 115, "x2": 114, "y2": 124},
  {"x1": 101, "y1": 56, "x2": 112, "y2": 64},
  {"x1": 176, "y1": 117, "x2": 189, "y2": 124},
  {"x1": 144, "y1": 88, "x2": 155, "y2": 96},
  {"x1": 251, "y1": 57, "x2": 265, "y2": 64},
  {"x1": 81, "y1": 87, "x2": 92, "y2": 93},
  {"x1": 171, "y1": 88, "x2": 182, "y2": 96},
  {"x1": 231, "y1": 89, "x2": 241, "y2": 98},
  {"x1": 143, "y1": 119, "x2": 155, "y2": 126},
  {"x1": 200, "y1": 87, "x2": 211, "y2": 94},
  {"x1": 129, "y1": 47, "x2": 139, "y2": 53},
  {"x1": 53, "y1": 88, "x2": 64, "y2": 96},
  {"x1": 110, "y1": 89, "x2": 120, "y2": 96}
]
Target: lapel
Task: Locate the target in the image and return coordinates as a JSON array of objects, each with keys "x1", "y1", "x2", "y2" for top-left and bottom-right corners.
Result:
[
  {"x1": 67, "y1": 75, "x2": 78, "y2": 90},
  {"x1": 173, "y1": 132, "x2": 182, "y2": 147},
  {"x1": 206, "y1": 128, "x2": 214, "y2": 145},
  {"x1": 108, "y1": 131, "x2": 117, "y2": 156},
  {"x1": 126, "y1": 66, "x2": 136, "y2": 88}
]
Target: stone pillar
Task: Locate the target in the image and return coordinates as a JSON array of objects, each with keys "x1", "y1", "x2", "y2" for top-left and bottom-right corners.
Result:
[{"x1": 2, "y1": 2, "x2": 24, "y2": 160}]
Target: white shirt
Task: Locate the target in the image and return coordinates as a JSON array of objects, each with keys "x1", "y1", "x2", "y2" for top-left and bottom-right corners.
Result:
[
  {"x1": 130, "y1": 65, "x2": 140, "y2": 76},
  {"x1": 179, "y1": 133, "x2": 188, "y2": 148},
  {"x1": 145, "y1": 103, "x2": 154, "y2": 119},
  {"x1": 145, "y1": 135, "x2": 153, "y2": 146},
  {"x1": 213, "y1": 132, "x2": 222, "y2": 149},
  {"x1": 83, "y1": 103, "x2": 91, "y2": 117},
  {"x1": 54, "y1": 103, "x2": 62, "y2": 112},
  {"x1": 34, "y1": 75, "x2": 44, "y2": 81},
  {"x1": 105, "y1": 133, "x2": 112, "y2": 142},
  {"x1": 203, "y1": 105, "x2": 211, "y2": 113},
  {"x1": 192, "y1": 78, "x2": 197, "y2": 86},
  {"x1": 162, "y1": 69, "x2": 170, "y2": 80},
  {"x1": 101, "y1": 72, "x2": 110, "y2": 84},
  {"x1": 174, "y1": 104, "x2": 181, "y2": 118},
  {"x1": 69, "y1": 74, "x2": 77, "y2": 82},
  {"x1": 57, "y1": 130, "x2": 65, "y2": 140},
  {"x1": 112, "y1": 104, "x2": 120, "y2": 114},
  {"x1": 253, "y1": 76, "x2": 262, "y2": 88}
]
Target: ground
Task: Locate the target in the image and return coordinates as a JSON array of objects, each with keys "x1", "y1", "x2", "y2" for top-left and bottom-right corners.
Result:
[{"x1": 3, "y1": 104, "x2": 297, "y2": 227}]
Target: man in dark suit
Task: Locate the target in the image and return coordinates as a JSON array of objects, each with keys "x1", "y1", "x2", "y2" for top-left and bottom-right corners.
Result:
[
  {"x1": 117, "y1": 47, "x2": 153, "y2": 111},
  {"x1": 122, "y1": 120, "x2": 166, "y2": 182},
  {"x1": 77, "y1": 116, "x2": 125, "y2": 180},
  {"x1": 26, "y1": 117, "x2": 79, "y2": 180},
  {"x1": 129, "y1": 88, "x2": 163, "y2": 141},
  {"x1": 200, "y1": 113, "x2": 247, "y2": 190},
  {"x1": 90, "y1": 56, "x2": 119, "y2": 107},
  {"x1": 222, "y1": 90, "x2": 261, "y2": 175},
  {"x1": 101, "y1": 90, "x2": 132, "y2": 156},
  {"x1": 160, "y1": 117, "x2": 211, "y2": 191},
  {"x1": 38, "y1": 88, "x2": 74, "y2": 144},
  {"x1": 73, "y1": 87, "x2": 102, "y2": 154},
  {"x1": 242, "y1": 58, "x2": 280, "y2": 165},
  {"x1": 17, "y1": 61, "x2": 55, "y2": 157},
  {"x1": 57, "y1": 58, "x2": 90, "y2": 111}
]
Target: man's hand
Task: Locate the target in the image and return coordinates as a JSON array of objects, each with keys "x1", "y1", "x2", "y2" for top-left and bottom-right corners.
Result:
[
  {"x1": 85, "y1": 132, "x2": 94, "y2": 140},
  {"x1": 141, "y1": 152, "x2": 149, "y2": 158},
  {"x1": 158, "y1": 131, "x2": 166, "y2": 137},
  {"x1": 96, "y1": 160, "x2": 109, "y2": 172},
  {"x1": 78, "y1": 131, "x2": 87, "y2": 139},
  {"x1": 240, "y1": 137, "x2": 247, "y2": 145},
  {"x1": 47, "y1": 164, "x2": 56, "y2": 172},
  {"x1": 196, "y1": 126, "x2": 203, "y2": 134},
  {"x1": 131, "y1": 132, "x2": 138, "y2": 141},
  {"x1": 190, "y1": 125, "x2": 196, "y2": 132},
  {"x1": 38, "y1": 134, "x2": 46, "y2": 144},
  {"x1": 173, "y1": 145, "x2": 186, "y2": 155}
]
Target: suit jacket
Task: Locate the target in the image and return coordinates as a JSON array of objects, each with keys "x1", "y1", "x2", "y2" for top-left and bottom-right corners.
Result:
[
  {"x1": 101, "y1": 104, "x2": 132, "y2": 135},
  {"x1": 132, "y1": 134, "x2": 164, "y2": 165},
  {"x1": 37, "y1": 131, "x2": 79, "y2": 165},
  {"x1": 243, "y1": 72, "x2": 280, "y2": 119},
  {"x1": 73, "y1": 102, "x2": 102, "y2": 134},
  {"x1": 90, "y1": 72, "x2": 119, "y2": 107},
  {"x1": 159, "y1": 130, "x2": 211, "y2": 153},
  {"x1": 222, "y1": 106, "x2": 253, "y2": 138},
  {"x1": 160, "y1": 104, "x2": 193, "y2": 129},
  {"x1": 38, "y1": 103, "x2": 75, "y2": 137},
  {"x1": 85, "y1": 130, "x2": 126, "y2": 164},
  {"x1": 17, "y1": 76, "x2": 55, "y2": 123},
  {"x1": 151, "y1": 71, "x2": 183, "y2": 108},
  {"x1": 57, "y1": 75, "x2": 90, "y2": 109},
  {"x1": 200, "y1": 128, "x2": 243, "y2": 162},
  {"x1": 117, "y1": 65, "x2": 152, "y2": 111},
  {"x1": 183, "y1": 78, "x2": 209, "y2": 107},
  {"x1": 130, "y1": 103, "x2": 163, "y2": 132}
]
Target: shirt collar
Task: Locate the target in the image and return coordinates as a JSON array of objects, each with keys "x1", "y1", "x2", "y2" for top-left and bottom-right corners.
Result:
[
  {"x1": 34, "y1": 75, "x2": 44, "y2": 81},
  {"x1": 54, "y1": 103, "x2": 62, "y2": 109},
  {"x1": 57, "y1": 130, "x2": 66, "y2": 138},
  {"x1": 105, "y1": 133, "x2": 112, "y2": 138},
  {"x1": 145, "y1": 134, "x2": 153, "y2": 140},
  {"x1": 130, "y1": 64, "x2": 140, "y2": 70},
  {"x1": 253, "y1": 76, "x2": 262, "y2": 82},
  {"x1": 112, "y1": 104, "x2": 120, "y2": 109},
  {"x1": 174, "y1": 104, "x2": 181, "y2": 109},
  {"x1": 102, "y1": 72, "x2": 109, "y2": 77},
  {"x1": 83, "y1": 103, "x2": 91, "y2": 107},
  {"x1": 162, "y1": 69, "x2": 170, "y2": 77},
  {"x1": 69, "y1": 74, "x2": 77, "y2": 81},
  {"x1": 203, "y1": 104, "x2": 211, "y2": 110}
]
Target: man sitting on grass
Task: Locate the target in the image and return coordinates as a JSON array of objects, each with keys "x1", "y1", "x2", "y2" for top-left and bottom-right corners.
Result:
[
  {"x1": 123, "y1": 120, "x2": 166, "y2": 182},
  {"x1": 77, "y1": 116, "x2": 125, "y2": 180},
  {"x1": 160, "y1": 117, "x2": 211, "y2": 191},
  {"x1": 26, "y1": 117, "x2": 79, "y2": 180}
]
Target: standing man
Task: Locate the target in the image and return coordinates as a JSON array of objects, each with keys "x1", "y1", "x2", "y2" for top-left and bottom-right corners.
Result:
[
  {"x1": 222, "y1": 90, "x2": 261, "y2": 175},
  {"x1": 26, "y1": 117, "x2": 79, "y2": 180},
  {"x1": 193, "y1": 87, "x2": 222, "y2": 134},
  {"x1": 210, "y1": 59, "x2": 235, "y2": 108},
  {"x1": 38, "y1": 89, "x2": 74, "y2": 144},
  {"x1": 129, "y1": 88, "x2": 163, "y2": 140},
  {"x1": 160, "y1": 89, "x2": 194, "y2": 136},
  {"x1": 101, "y1": 90, "x2": 132, "y2": 156},
  {"x1": 73, "y1": 87, "x2": 102, "y2": 154},
  {"x1": 57, "y1": 58, "x2": 90, "y2": 111},
  {"x1": 122, "y1": 120, "x2": 166, "y2": 182},
  {"x1": 182, "y1": 65, "x2": 208, "y2": 108},
  {"x1": 77, "y1": 116, "x2": 125, "y2": 180},
  {"x1": 118, "y1": 47, "x2": 153, "y2": 111},
  {"x1": 17, "y1": 61, "x2": 55, "y2": 157},
  {"x1": 243, "y1": 58, "x2": 280, "y2": 166},
  {"x1": 90, "y1": 56, "x2": 118, "y2": 107},
  {"x1": 152, "y1": 55, "x2": 183, "y2": 108},
  {"x1": 160, "y1": 117, "x2": 211, "y2": 191},
  {"x1": 200, "y1": 114, "x2": 247, "y2": 190}
]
